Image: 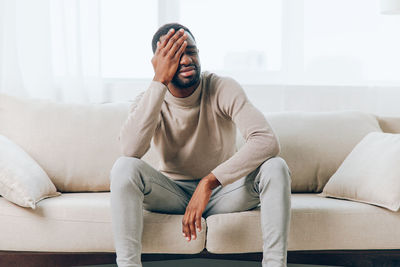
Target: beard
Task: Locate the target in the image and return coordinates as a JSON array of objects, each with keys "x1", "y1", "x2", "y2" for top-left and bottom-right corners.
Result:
[{"x1": 171, "y1": 65, "x2": 201, "y2": 89}]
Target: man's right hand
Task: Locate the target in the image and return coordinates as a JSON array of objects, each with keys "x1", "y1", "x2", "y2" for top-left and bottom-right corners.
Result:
[{"x1": 151, "y1": 28, "x2": 188, "y2": 86}]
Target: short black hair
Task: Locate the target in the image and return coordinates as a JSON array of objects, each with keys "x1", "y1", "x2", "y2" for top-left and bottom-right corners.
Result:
[{"x1": 151, "y1": 23, "x2": 195, "y2": 54}]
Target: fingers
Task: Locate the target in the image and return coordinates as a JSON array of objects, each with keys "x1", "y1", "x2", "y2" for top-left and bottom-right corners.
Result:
[
  {"x1": 173, "y1": 40, "x2": 187, "y2": 60},
  {"x1": 164, "y1": 29, "x2": 186, "y2": 55},
  {"x1": 154, "y1": 29, "x2": 174, "y2": 55},
  {"x1": 182, "y1": 215, "x2": 190, "y2": 241},
  {"x1": 158, "y1": 28, "x2": 175, "y2": 50},
  {"x1": 169, "y1": 35, "x2": 187, "y2": 58},
  {"x1": 156, "y1": 28, "x2": 187, "y2": 59},
  {"x1": 195, "y1": 215, "x2": 202, "y2": 233},
  {"x1": 151, "y1": 27, "x2": 189, "y2": 85},
  {"x1": 182, "y1": 211, "x2": 200, "y2": 242},
  {"x1": 189, "y1": 214, "x2": 197, "y2": 240}
]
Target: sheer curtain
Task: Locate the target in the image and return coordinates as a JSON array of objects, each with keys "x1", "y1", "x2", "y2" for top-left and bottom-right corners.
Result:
[{"x1": 0, "y1": 0, "x2": 102, "y2": 103}]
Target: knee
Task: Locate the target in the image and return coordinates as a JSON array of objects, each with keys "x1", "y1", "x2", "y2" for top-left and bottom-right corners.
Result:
[
  {"x1": 258, "y1": 157, "x2": 291, "y2": 189},
  {"x1": 110, "y1": 156, "x2": 146, "y2": 189}
]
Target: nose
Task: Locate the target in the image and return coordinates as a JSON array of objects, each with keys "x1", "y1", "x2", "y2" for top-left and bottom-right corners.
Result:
[{"x1": 180, "y1": 53, "x2": 192, "y2": 65}]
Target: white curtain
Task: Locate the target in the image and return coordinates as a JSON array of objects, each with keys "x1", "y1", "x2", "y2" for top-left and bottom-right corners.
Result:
[{"x1": 0, "y1": 0, "x2": 103, "y2": 103}]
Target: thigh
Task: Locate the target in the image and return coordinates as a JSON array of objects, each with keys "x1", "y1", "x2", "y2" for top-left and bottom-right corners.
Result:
[
  {"x1": 203, "y1": 168, "x2": 260, "y2": 218},
  {"x1": 136, "y1": 161, "x2": 193, "y2": 214}
]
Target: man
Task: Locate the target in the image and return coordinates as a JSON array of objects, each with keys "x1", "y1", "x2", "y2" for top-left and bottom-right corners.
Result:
[{"x1": 110, "y1": 23, "x2": 292, "y2": 267}]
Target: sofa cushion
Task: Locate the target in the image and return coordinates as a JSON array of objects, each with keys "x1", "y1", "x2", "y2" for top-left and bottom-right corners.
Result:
[
  {"x1": 0, "y1": 94, "x2": 385, "y2": 193},
  {"x1": 0, "y1": 94, "x2": 120, "y2": 192},
  {"x1": 0, "y1": 94, "x2": 167, "y2": 192},
  {"x1": 0, "y1": 135, "x2": 60, "y2": 208},
  {"x1": 265, "y1": 111, "x2": 382, "y2": 192},
  {"x1": 206, "y1": 193, "x2": 400, "y2": 253},
  {"x1": 0, "y1": 193, "x2": 205, "y2": 253},
  {"x1": 319, "y1": 132, "x2": 400, "y2": 211},
  {"x1": 378, "y1": 116, "x2": 400, "y2": 133}
]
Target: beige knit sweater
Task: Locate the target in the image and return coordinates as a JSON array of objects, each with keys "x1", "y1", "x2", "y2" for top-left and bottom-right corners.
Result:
[{"x1": 119, "y1": 71, "x2": 280, "y2": 186}]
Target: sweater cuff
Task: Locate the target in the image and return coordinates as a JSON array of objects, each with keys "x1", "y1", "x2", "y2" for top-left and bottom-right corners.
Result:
[{"x1": 211, "y1": 169, "x2": 230, "y2": 187}]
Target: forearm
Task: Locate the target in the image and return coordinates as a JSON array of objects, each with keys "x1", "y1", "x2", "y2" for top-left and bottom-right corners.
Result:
[
  {"x1": 119, "y1": 28, "x2": 187, "y2": 158},
  {"x1": 212, "y1": 103, "x2": 280, "y2": 186},
  {"x1": 202, "y1": 172, "x2": 221, "y2": 190},
  {"x1": 212, "y1": 132, "x2": 279, "y2": 186},
  {"x1": 119, "y1": 81, "x2": 167, "y2": 158}
]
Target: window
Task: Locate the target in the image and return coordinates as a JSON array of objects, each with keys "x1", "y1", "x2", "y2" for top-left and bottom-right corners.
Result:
[
  {"x1": 180, "y1": 0, "x2": 282, "y2": 83},
  {"x1": 100, "y1": 0, "x2": 158, "y2": 79},
  {"x1": 100, "y1": 0, "x2": 400, "y2": 86},
  {"x1": 100, "y1": 0, "x2": 282, "y2": 84},
  {"x1": 303, "y1": 0, "x2": 400, "y2": 84}
]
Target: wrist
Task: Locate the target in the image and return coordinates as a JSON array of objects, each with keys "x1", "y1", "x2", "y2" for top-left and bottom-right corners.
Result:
[
  {"x1": 153, "y1": 75, "x2": 169, "y2": 86},
  {"x1": 203, "y1": 173, "x2": 221, "y2": 190}
]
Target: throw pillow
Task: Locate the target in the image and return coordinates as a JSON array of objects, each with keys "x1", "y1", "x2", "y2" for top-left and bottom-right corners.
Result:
[
  {"x1": 0, "y1": 135, "x2": 61, "y2": 209},
  {"x1": 319, "y1": 132, "x2": 400, "y2": 211}
]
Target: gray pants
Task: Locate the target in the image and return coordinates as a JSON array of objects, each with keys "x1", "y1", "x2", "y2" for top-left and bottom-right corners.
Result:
[{"x1": 110, "y1": 156, "x2": 291, "y2": 267}]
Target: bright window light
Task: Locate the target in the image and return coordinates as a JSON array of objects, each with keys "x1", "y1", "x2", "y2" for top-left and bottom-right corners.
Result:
[
  {"x1": 100, "y1": 0, "x2": 282, "y2": 82},
  {"x1": 100, "y1": 0, "x2": 158, "y2": 79},
  {"x1": 304, "y1": 0, "x2": 400, "y2": 84},
  {"x1": 99, "y1": 0, "x2": 399, "y2": 85},
  {"x1": 180, "y1": 0, "x2": 282, "y2": 80}
]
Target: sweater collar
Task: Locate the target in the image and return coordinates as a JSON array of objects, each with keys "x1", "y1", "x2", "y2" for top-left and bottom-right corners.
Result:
[{"x1": 165, "y1": 75, "x2": 203, "y2": 108}]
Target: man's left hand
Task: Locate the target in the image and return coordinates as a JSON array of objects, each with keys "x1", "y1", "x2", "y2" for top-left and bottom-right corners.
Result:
[{"x1": 182, "y1": 173, "x2": 221, "y2": 241}]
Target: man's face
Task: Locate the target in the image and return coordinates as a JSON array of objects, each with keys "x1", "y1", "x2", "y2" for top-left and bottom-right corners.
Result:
[{"x1": 170, "y1": 32, "x2": 201, "y2": 89}]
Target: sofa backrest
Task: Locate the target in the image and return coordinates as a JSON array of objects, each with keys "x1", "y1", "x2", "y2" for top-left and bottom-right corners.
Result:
[
  {"x1": 0, "y1": 94, "x2": 130, "y2": 192},
  {"x1": 377, "y1": 116, "x2": 400, "y2": 134},
  {"x1": 266, "y1": 111, "x2": 383, "y2": 192},
  {"x1": 236, "y1": 112, "x2": 393, "y2": 192},
  {"x1": 1, "y1": 93, "x2": 396, "y2": 193}
]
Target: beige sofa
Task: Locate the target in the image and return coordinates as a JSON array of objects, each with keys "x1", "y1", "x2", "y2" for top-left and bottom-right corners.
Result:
[{"x1": 1, "y1": 93, "x2": 400, "y2": 267}]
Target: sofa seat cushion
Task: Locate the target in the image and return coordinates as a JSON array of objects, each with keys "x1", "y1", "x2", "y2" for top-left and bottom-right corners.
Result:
[
  {"x1": 206, "y1": 193, "x2": 400, "y2": 253},
  {"x1": 0, "y1": 193, "x2": 205, "y2": 254}
]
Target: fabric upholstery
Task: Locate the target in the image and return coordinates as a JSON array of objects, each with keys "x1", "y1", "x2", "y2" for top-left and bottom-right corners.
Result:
[
  {"x1": 0, "y1": 94, "x2": 386, "y2": 193},
  {"x1": 319, "y1": 132, "x2": 400, "y2": 211},
  {"x1": 264, "y1": 111, "x2": 382, "y2": 192},
  {"x1": 378, "y1": 115, "x2": 400, "y2": 133},
  {"x1": 0, "y1": 94, "x2": 130, "y2": 192},
  {"x1": 0, "y1": 134, "x2": 60, "y2": 208},
  {"x1": 206, "y1": 193, "x2": 400, "y2": 253},
  {"x1": 2, "y1": 193, "x2": 399, "y2": 253},
  {"x1": 0, "y1": 193, "x2": 205, "y2": 253},
  {"x1": 2, "y1": 94, "x2": 400, "y2": 255}
]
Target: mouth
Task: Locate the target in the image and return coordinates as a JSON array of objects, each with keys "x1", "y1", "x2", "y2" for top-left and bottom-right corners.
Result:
[{"x1": 178, "y1": 66, "x2": 196, "y2": 78}]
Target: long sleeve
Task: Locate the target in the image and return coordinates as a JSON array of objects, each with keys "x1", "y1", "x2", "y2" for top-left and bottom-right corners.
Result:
[
  {"x1": 119, "y1": 81, "x2": 167, "y2": 158},
  {"x1": 211, "y1": 77, "x2": 280, "y2": 186}
]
